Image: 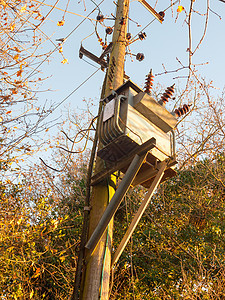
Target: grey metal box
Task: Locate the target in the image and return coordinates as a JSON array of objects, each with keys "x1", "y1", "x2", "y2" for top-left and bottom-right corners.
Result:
[{"x1": 98, "y1": 80, "x2": 177, "y2": 162}]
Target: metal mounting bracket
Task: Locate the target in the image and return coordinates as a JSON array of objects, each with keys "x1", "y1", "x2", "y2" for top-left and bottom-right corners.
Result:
[
  {"x1": 112, "y1": 160, "x2": 168, "y2": 266},
  {"x1": 138, "y1": 0, "x2": 164, "y2": 23},
  {"x1": 85, "y1": 153, "x2": 148, "y2": 253},
  {"x1": 79, "y1": 43, "x2": 113, "y2": 69}
]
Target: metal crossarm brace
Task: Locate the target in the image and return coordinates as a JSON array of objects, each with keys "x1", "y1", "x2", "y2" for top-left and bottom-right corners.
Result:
[
  {"x1": 85, "y1": 153, "x2": 148, "y2": 253},
  {"x1": 112, "y1": 160, "x2": 167, "y2": 266},
  {"x1": 79, "y1": 45, "x2": 108, "y2": 68},
  {"x1": 138, "y1": 0, "x2": 164, "y2": 23}
]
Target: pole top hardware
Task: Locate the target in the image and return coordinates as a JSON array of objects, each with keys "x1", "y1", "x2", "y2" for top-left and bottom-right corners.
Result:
[
  {"x1": 79, "y1": 43, "x2": 113, "y2": 69},
  {"x1": 138, "y1": 0, "x2": 165, "y2": 23},
  {"x1": 84, "y1": 206, "x2": 91, "y2": 211}
]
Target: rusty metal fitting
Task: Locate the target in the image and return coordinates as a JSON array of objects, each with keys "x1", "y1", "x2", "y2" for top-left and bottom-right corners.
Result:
[
  {"x1": 144, "y1": 69, "x2": 154, "y2": 93},
  {"x1": 106, "y1": 27, "x2": 113, "y2": 35},
  {"x1": 119, "y1": 17, "x2": 126, "y2": 25},
  {"x1": 158, "y1": 11, "x2": 165, "y2": 21},
  {"x1": 136, "y1": 53, "x2": 145, "y2": 61},
  {"x1": 126, "y1": 32, "x2": 132, "y2": 40},
  {"x1": 138, "y1": 32, "x2": 147, "y2": 40},
  {"x1": 174, "y1": 104, "x2": 191, "y2": 117},
  {"x1": 97, "y1": 14, "x2": 104, "y2": 22}
]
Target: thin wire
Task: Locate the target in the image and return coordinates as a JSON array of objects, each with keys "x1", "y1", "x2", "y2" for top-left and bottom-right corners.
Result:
[
  {"x1": 90, "y1": 0, "x2": 101, "y2": 13},
  {"x1": 25, "y1": 0, "x2": 105, "y2": 80},
  {"x1": 81, "y1": 30, "x2": 96, "y2": 43},
  {"x1": 52, "y1": 67, "x2": 101, "y2": 113},
  {"x1": 40, "y1": 116, "x2": 98, "y2": 172},
  {"x1": 9, "y1": 67, "x2": 101, "y2": 154},
  {"x1": 82, "y1": 58, "x2": 100, "y2": 68},
  {"x1": 129, "y1": 0, "x2": 179, "y2": 44},
  {"x1": 60, "y1": 129, "x2": 95, "y2": 149}
]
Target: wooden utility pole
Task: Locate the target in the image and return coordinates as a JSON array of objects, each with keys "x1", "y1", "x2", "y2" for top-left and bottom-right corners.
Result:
[{"x1": 80, "y1": 0, "x2": 130, "y2": 299}]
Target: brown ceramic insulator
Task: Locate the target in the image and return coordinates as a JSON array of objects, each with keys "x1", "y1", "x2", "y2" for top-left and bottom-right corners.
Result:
[
  {"x1": 126, "y1": 32, "x2": 132, "y2": 40},
  {"x1": 161, "y1": 84, "x2": 175, "y2": 103},
  {"x1": 174, "y1": 104, "x2": 191, "y2": 117},
  {"x1": 119, "y1": 17, "x2": 126, "y2": 25},
  {"x1": 144, "y1": 69, "x2": 154, "y2": 93},
  {"x1": 138, "y1": 32, "x2": 147, "y2": 40},
  {"x1": 106, "y1": 27, "x2": 113, "y2": 35},
  {"x1": 136, "y1": 53, "x2": 145, "y2": 61},
  {"x1": 158, "y1": 11, "x2": 165, "y2": 20},
  {"x1": 97, "y1": 14, "x2": 104, "y2": 22}
]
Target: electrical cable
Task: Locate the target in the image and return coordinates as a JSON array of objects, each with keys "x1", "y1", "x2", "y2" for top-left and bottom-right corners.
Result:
[
  {"x1": 25, "y1": 0, "x2": 106, "y2": 80},
  {"x1": 90, "y1": 0, "x2": 101, "y2": 13},
  {"x1": 118, "y1": 116, "x2": 143, "y2": 144},
  {"x1": 128, "y1": 0, "x2": 179, "y2": 45},
  {"x1": 59, "y1": 115, "x2": 98, "y2": 148},
  {"x1": 39, "y1": 115, "x2": 98, "y2": 172},
  {"x1": 37, "y1": 67, "x2": 100, "y2": 128},
  {"x1": 5, "y1": 67, "x2": 101, "y2": 159},
  {"x1": 82, "y1": 58, "x2": 100, "y2": 68},
  {"x1": 51, "y1": 68, "x2": 101, "y2": 113},
  {"x1": 59, "y1": 130, "x2": 95, "y2": 153}
]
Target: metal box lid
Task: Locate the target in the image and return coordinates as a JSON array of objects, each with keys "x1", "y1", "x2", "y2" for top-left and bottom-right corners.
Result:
[{"x1": 133, "y1": 92, "x2": 177, "y2": 133}]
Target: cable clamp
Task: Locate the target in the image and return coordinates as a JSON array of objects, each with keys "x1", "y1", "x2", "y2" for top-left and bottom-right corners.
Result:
[{"x1": 84, "y1": 206, "x2": 91, "y2": 211}]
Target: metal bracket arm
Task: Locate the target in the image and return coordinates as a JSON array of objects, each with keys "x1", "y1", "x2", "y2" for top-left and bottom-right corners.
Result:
[
  {"x1": 85, "y1": 153, "x2": 147, "y2": 253},
  {"x1": 138, "y1": 0, "x2": 164, "y2": 23},
  {"x1": 79, "y1": 44, "x2": 110, "y2": 68},
  {"x1": 112, "y1": 160, "x2": 167, "y2": 266}
]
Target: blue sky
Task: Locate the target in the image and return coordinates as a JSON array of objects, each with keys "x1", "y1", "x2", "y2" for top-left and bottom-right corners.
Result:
[{"x1": 31, "y1": 0, "x2": 225, "y2": 148}]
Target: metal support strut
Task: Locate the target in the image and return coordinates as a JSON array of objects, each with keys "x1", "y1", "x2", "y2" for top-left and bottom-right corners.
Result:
[
  {"x1": 85, "y1": 153, "x2": 147, "y2": 253},
  {"x1": 112, "y1": 160, "x2": 167, "y2": 266}
]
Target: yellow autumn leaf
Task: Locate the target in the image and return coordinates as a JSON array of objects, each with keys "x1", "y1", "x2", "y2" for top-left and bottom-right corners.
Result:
[
  {"x1": 33, "y1": 267, "x2": 41, "y2": 278},
  {"x1": 57, "y1": 20, "x2": 65, "y2": 26},
  {"x1": 61, "y1": 58, "x2": 68, "y2": 64},
  {"x1": 30, "y1": 289, "x2": 34, "y2": 299},
  {"x1": 14, "y1": 54, "x2": 19, "y2": 60},
  {"x1": 60, "y1": 256, "x2": 65, "y2": 262},
  {"x1": 0, "y1": 0, "x2": 6, "y2": 7},
  {"x1": 17, "y1": 69, "x2": 23, "y2": 77},
  {"x1": 177, "y1": 5, "x2": 185, "y2": 13},
  {"x1": 17, "y1": 217, "x2": 22, "y2": 225},
  {"x1": 14, "y1": 47, "x2": 21, "y2": 53},
  {"x1": 10, "y1": 24, "x2": 15, "y2": 31},
  {"x1": 12, "y1": 89, "x2": 18, "y2": 94},
  {"x1": 20, "y1": 4, "x2": 27, "y2": 13}
]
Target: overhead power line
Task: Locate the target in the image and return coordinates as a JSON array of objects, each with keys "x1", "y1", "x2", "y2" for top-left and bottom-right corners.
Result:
[
  {"x1": 52, "y1": 67, "x2": 101, "y2": 112},
  {"x1": 129, "y1": 0, "x2": 179, "y2": 43},
  {"x1": 26, "y1": 0, "x2": 106, "y2": 80}
]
